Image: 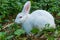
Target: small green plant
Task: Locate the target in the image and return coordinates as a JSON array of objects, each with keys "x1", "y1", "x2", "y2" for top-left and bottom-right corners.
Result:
[
  {"x1": 0, "y1": 32, "x2": 6, "y2": 40},
  {"x1": 31, "y1": 28, "x2": 39, "y2": 34},
  {"x1": 0, "y1": 0, "x2": 60, "y2": 40},
  {"x1": 14, "y1": 29, "x2": 25, "y2": 36},
  {"x1": 5, "y1": 35, "x2": 14, "y2": 40}
]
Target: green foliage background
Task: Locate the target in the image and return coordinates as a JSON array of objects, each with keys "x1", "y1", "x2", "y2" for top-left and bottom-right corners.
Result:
[
  {"x1": 0, "y1": 0, "x2": 60, "y2": 40},
  {"x1": 0, "y1": 0, "x2": 60, "y2": 25}
]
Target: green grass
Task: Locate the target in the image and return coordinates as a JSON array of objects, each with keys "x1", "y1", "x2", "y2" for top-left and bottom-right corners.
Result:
[{"x1": 0, "y1": 0, "x2": 60, "y2": 40}]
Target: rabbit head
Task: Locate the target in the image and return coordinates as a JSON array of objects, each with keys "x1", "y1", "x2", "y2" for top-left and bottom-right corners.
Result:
[{"x1": 15, "y1": 1, "x2": 31, "y2": 24}]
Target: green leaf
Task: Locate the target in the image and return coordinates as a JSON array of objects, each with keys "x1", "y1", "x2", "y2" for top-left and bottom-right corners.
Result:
[
  {"x1": 31, "y1": 28, "x2": 39, "y2": 34},
  {"x1": 57, "y1": 12, "x2": 60, "y2": 16},
  {"x1": 5, "y1": 35, "x2": 14, "y2": 40},
  {"x1": 47, "y1": 36, "x2": 55, "y2": 40},
  {"x1": 0, "y1": 32, "x2": 6, "y2": 40},
  {"x1": 0, "y1": 24, "x2": 2, "y2": 30},
  {"x1": 14, "y1": 29, "x2": 25, "y2": 36}
]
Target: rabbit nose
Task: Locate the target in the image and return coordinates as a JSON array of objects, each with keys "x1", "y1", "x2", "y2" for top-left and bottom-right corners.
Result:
[
  {"x1": 15, "y1": 21, "x2": 18, "y2": 23},
  {"x1": 15, "y1": 19, "x2": 20, "y2": 24}
]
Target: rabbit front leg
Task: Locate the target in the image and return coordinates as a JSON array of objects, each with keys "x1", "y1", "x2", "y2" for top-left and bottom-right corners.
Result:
[{"x1": 22, "y1": 22, "x2": 33, "y2": 36}]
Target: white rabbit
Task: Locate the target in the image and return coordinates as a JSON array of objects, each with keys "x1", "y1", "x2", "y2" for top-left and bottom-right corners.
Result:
[{"x1": 15, "y1": 1, "x2": 56, "y2": 35}]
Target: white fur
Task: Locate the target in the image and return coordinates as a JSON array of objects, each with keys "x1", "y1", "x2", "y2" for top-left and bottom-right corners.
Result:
[{"x1": 15, "y1": 1, "x2": 56, "y2": 35}]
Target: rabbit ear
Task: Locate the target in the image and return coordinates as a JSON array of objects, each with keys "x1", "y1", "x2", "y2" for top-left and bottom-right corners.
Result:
[{"x1": 22, "y1": 1, "x2": 31, "y2": 14}]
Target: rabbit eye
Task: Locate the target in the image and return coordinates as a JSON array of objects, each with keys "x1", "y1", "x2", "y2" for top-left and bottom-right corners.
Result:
[{"x1": 19, "y1": 16, "x2": 22, "y2": 18}]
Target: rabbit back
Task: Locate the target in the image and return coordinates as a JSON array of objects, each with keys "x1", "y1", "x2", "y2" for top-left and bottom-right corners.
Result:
[
  {"x1": 28, "y1": 10, "x2": 55, "y2": 28},
  {"x1": 31, "y1": 10, "x2": 54, "y2": 21}
]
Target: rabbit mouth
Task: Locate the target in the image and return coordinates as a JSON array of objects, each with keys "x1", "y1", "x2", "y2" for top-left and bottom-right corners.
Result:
[
  {"x1": 15, "y1": 20, "x2": 20, "y2": 24},
  {"x1": 14, "y1": 21, "x2": 20, "y2": 24}
]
